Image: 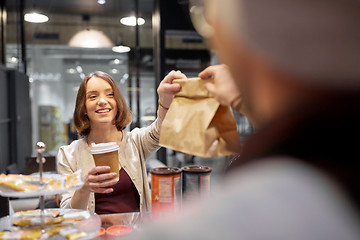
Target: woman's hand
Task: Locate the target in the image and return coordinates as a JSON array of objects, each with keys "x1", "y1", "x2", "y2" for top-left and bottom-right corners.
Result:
[
  {"x1": 157, "y1": 70, "x2": 187, "y2": 120},
  {"x1": 157, "y1": 70, "x2": 187, "y2": 109},
  {"x1": 82, "y1": 166, "x2": 118, "y2": 194},
  {"x1": 70, "y1": 166, "x2": 118, "y2": 210}
]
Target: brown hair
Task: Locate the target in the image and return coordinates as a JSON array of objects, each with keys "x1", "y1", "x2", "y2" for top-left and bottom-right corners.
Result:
[{"x1": 73, "y1": 71, "x2": 132, "y2": 137}]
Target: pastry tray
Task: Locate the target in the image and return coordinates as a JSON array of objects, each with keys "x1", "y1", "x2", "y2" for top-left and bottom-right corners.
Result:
[
  {"x1": 0, "y1": 172, "x2": 83, "y2": 198},
  {"x1": 0, "y1": 208, "x2": 101, "y2": 240}
]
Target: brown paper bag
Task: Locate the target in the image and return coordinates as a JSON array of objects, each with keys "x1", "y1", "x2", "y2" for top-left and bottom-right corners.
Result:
[{"x1": 159, "y1": 77, "x2": 241, "y2": 157}]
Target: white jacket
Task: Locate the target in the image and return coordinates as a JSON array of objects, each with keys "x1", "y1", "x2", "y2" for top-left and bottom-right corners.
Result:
[{"x1": 57, "y1": 118, "x2": 162, "y2": 212}]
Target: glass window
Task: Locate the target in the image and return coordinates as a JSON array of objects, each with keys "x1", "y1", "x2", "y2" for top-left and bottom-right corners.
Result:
[{"x1": 6, "y1": 0, "x2": 154, "y2": 154}]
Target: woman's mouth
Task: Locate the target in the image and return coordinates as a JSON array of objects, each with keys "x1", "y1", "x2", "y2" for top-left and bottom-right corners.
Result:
[{"x1": 96, "y1": 109, "x2": 111, "y2": 113}]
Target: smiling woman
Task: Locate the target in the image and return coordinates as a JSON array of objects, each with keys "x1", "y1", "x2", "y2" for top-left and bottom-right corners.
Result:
[
  {"x1": 85, "y1": 78, "x2": 121, "y2": 127},
  {"x1": 73, "y1": 71, "x2": 132, "y2": 137},
  {"x1": 57, "y1": 70, "x2": 186, "y2": 214}
]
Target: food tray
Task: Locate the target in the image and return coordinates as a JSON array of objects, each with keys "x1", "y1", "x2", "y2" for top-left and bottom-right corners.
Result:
[
  {"x1": 0, "y1": 208, "x2": 101, "y2": 240},
  {"x1": 0, "y1": 171, "x2": 83, "y2": 198}
]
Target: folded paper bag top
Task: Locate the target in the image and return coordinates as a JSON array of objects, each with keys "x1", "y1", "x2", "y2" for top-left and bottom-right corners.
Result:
[
  {"x1": 173, "y1": 77, "x2": 213, "y2": 98},
  {"x1": 159, "y1": 77, "x2": 241, "y2": 158}
]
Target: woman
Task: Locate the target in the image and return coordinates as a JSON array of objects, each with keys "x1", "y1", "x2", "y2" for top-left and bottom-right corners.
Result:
[{"x1": 57, "y1": 70, "x2": 186, "y2": 214}]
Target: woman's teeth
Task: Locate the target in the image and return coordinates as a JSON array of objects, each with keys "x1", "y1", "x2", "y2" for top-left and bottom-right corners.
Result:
[{"x1": 96, "y1": 109, "x2": 110, "y2": 113}]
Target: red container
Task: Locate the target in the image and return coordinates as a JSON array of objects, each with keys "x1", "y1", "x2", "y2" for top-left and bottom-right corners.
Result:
[
  {"x1": 92, "y1": 227, "x2": 105, "y2": 240},
  {"x1": 106, "y1": 225, "x2": 133, "y2": 239},
  {"x1": 151, "y1": 167, "x2": 181, "y2": 217}
]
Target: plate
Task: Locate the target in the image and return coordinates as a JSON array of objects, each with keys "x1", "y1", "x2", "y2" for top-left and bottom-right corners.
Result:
[
  {"x1": 0, "y1": 184, "x2": 83, "y2": 198},
  {"x1": 0, "y1": 208, "x2": 101, "y2": 240},
  {"x1": 0, "y1": 172, "x2": 83, "y2": 198}
]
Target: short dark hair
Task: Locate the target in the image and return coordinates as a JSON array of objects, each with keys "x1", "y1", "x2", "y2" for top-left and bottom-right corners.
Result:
[{"x1": 73, "y1": 71, "x2": 132, "y2": 137}]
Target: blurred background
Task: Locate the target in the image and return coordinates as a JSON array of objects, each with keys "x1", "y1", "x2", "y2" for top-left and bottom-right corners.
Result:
[{"x1": 0, "y1": 0, "x2": 253, "y2": 182}]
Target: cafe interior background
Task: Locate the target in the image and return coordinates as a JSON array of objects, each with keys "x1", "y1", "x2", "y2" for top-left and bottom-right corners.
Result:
[{"x1": 0, "y1": 0, "x2": 253, "y2": 210}]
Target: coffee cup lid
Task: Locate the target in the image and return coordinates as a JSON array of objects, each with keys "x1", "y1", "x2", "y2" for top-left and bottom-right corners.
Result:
[{"x1": 90, "y1": 142, "x2": 119, "y2": 154}]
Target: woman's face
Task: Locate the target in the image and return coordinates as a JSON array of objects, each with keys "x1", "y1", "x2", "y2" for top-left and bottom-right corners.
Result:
[{"x1": 85, "y1": 76, "x2": 118, "y2": 127}]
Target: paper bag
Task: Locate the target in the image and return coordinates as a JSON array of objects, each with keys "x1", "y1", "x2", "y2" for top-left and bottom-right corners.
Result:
[{"x1": 159, "y1": 77, "x2": 241, "y2": 157}]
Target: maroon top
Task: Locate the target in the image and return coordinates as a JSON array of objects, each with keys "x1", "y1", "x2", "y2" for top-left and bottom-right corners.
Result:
[{"x1": 95, "y1": 168, "x2": 140, "y2": 214}]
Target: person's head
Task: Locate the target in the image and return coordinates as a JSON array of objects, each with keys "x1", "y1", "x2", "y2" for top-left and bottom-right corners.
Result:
[
  {"x1": 73, "y1": 71, "x2": 132, "y2": 137},
  {"x1": 190, "y1": 0, "x2": 360, "y2": 125}
]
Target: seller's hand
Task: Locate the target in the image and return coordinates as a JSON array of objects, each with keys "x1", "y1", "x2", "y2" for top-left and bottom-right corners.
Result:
[
  {"x1": 157, "y1": 70, "x2": 187, "y2": 109},
  {"x1": 199, "y1": 64, "x2": 242, "y2": 111},
  {"x1": 82, "y1": 166, "x2": 118, "y2": 194}
]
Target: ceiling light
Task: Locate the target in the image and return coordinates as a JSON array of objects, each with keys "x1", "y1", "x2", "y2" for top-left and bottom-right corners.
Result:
[
  {"x1": 109, "y1": 59, "x2": 124, "y2": 65},
  {"x1": 97, "y1": 0, "x2": 106, "y2": 4},
  {"x1": 68, "y1": 29, "x2": 114, "y2": 48},
  {"x1": 111, "y1": 69, "x2": 119, "y2": 74},
  {"x1": 24, "y1": 12, "x2": 49, "y2": 23},
  {"x1": 67, "y1": 68, "x2": 76, "y2": 74},
  {"x1": 120, "y1": 16, "x2": 145, "y2": 26},
  {"x1": 113, "y1": 59, "x2": 122, "y2": 64},
  {"x1": 76, "y1": 65, "x2": 83, "y2": 73},
  {"x1": 112, "y1": 45, "x2": 131, "y2": 53},
  {"x1": 120, "y1": 73, "x2": 129, "y2": 84},
  {"x1": 9, "y1": 57, "x2": 18, "y2": 63}
]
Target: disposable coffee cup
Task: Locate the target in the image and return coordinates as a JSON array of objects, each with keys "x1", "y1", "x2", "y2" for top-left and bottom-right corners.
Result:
[{"x1": 90, "y1": 142, "x2": 120, "y2": 181}]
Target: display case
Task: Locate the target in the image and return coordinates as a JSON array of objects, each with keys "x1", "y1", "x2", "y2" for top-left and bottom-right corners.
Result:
[{"x1": 0, "y1": 142, "x2": 101, "y2": 239}]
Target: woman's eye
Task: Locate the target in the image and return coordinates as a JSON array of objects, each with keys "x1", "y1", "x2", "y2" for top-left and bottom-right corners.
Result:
[
  {"x1": 88, "y1": 95, "x2": 96, "y2": 99},
  {"x1": 107, "y1": 93, "x2": 114, "y2": 97}
]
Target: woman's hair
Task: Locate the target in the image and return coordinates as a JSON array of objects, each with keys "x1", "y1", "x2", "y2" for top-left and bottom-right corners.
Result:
[{"x1": 73, "y1": 71, "x2": 132, "y2": 137}]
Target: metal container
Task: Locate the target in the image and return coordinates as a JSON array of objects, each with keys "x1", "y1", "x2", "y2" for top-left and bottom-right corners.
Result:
[
  {"x1": 151, "y1": 167, "x2": 181, "y2": 216},
  {"x1": 182, "y1": 165, "x2": 212, "y2": 202}
]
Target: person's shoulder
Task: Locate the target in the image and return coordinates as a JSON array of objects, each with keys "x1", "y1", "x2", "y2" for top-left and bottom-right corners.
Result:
[
  {"x1": 59, "y1": 138, "x2": 87, "y2": 153},
  {"x1": 226, "y1": 157, "x2": 331, "y2": 192},
  {"x1": 125, "y1": 125, "x2": 143, "y2": 140},
  {"x1": 128, "y1": 118, "x2": 162, "y2": 136},
  {"x1": 122, "y1": 126, "x2": 146, "y2": 148},
  {"x1": 224, "y1": 156, "x2": 355, "y2": 218},
  {"x1": 210, "y1": 157, "x2": 359, "y2": 239},
  {"x1": 121, "y1": 130, "x2": 131, "y2": 141}
]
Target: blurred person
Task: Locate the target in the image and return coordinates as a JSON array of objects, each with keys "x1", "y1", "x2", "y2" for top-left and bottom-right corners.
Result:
[
  {"x1": 127, "y1": 0, "x2": 360, "y2": 239},
  {"x1": 57, "y1": 70, "x2": 186, "y2": 214}
]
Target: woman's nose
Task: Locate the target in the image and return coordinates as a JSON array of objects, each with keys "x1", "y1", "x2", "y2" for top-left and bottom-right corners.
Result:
[{"x1": 98, "y1": 96, "x2": 107, "y2": 105}]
